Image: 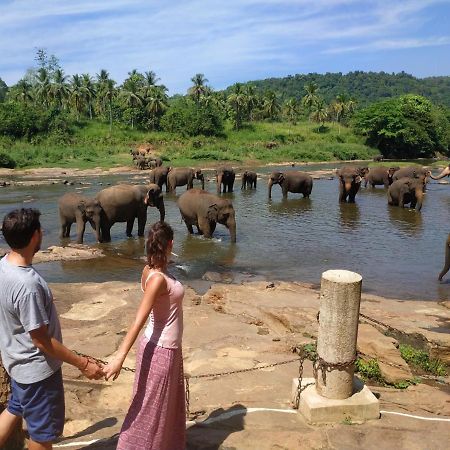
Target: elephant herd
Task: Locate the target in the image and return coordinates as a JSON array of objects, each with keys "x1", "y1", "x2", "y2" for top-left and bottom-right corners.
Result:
[{"x1": 57, "y1": 163, "x2": 450, "y2": 281}]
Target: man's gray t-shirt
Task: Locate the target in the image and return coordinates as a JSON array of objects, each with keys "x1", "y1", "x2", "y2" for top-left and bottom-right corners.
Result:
[{"x1": 0, "y1": 255, "x2": 63, "y2": 383}]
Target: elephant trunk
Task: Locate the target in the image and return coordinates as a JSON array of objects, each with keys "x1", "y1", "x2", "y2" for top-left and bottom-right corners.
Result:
[
  {"x1": 344, "y1": 180, "x2": 352, "y2": 195},
  {"x1": 430, "y1": 166, "x2": 450, "y2": 180},
  {"x1": 268, "y1": 179, "x2": 274, "y2": 198},
  {"x1": 157, "y1": 199, "x2": 165, "y2": 222},
  {"x1": 217, "y1": 174, "x2": 222, "y2": 193},
  {"x1": 227, "y1": 220, "x2": 237, "y2": 243},
  {"x1": 415, "y1": 189, "x2": 424, "y2": 211},
  {"x1": 93, "y1": 218, "x2": 102, "y2": 242}
]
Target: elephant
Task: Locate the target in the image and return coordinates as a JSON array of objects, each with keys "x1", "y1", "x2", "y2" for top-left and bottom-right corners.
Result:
[
  {"x1": 241, "y1": 171, "x2": 257, "y2": 189},
  {"x1": 373, "y1": 154, "x2": 383, "y2": 162},
  {"x1": 268, "y1": 171, "x2": 313, "y2": 199},
  {"x1": 167, "y1": 168, "x2": 204, "y2": 192},
  {"x1": 337, "y1": 166, "x2": 368, "y2": 203},
  {"x1": 95, "y1": 183, "x2": 165, "y2": 242},
  {"x1": 58, "y1": 193, "x2": 102, "y2": 244},
  {"x1": 148, "y1": 156, "x2": 163, "y2": 169},
  {"x1": 216, "y1": 167, "x2": 235, "y2": 193},
  {"x1": 430, "y1": 164, "x2": 450, "y2": 181},
  {"x1": 387, "y1": 177, "x2": 425, "y2": 211},
  {"x1": 392, "y1": 166, "x2": 431, "y2": 181},
  {"x1": 438, "y1": 233, "x2": 450, "y2": 281},
  {"x1": 177, "y1": 189, "x2": 237, "y2": 243},
  {"x1": 364, "y1": 166, "x2": 400, "y2": 188},
  {"x1": 149, "y1": 166, "x2": 171, "y2": 192}
]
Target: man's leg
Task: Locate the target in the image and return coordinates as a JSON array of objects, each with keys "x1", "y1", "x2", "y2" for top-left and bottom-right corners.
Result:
[
  {"x1": 28, "y1": 439, "x2": 52, "y2": 450},
  {"x1": 0, "y1": 408, "x2": 21, "y2": 447}
]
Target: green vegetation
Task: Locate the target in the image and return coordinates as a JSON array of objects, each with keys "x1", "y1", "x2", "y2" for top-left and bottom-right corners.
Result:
[
  {"x1": 353, "y1": 95, "x2": 450, "y2": 158},
  {"x1": 0, "y1": 50, "x2": 449, "y2": 169},
  {"x1": 399, "y1": 345, "x2": 447, "y2": 377},
  {"x1": 229, "y1": 71, "x2": 450, "y2": 108},
  {"x1": 355, "y1": 358, "x2": 384, "y2": 383}
]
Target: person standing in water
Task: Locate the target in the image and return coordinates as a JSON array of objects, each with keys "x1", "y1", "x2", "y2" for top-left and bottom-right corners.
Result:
[{"x1": 104, "y1": 221, "x2": 185, "y2": 450}]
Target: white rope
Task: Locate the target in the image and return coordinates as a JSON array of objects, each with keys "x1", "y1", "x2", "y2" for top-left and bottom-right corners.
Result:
[{"x1": 53, "y1": 407, "x2": 450, "y2": 447}]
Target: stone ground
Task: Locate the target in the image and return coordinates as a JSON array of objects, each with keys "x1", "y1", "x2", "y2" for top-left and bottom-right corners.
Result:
[{"x1": 35, "y1": 278, "x2": 450, "y2": 450}]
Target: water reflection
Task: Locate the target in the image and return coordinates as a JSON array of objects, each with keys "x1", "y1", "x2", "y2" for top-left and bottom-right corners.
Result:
[
  {"x1": 339, "y1": 203, "x2": 360, "y2": 230},
  {"x1": 268, "y1": 197, "x2": 313, "y2": 215},
  {"x1": 388, "y1": 206, "x2": 423, "y2": 237}
]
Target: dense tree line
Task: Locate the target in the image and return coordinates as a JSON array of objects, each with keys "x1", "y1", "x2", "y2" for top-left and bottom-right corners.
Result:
[{"x1": 227, "y1": 71, "x2": 450, "y2": 109}]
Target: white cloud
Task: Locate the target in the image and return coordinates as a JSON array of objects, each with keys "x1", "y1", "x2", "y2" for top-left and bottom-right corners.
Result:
[{"x1": 0, "y1": 0, "x2": 449, "y2": 91}]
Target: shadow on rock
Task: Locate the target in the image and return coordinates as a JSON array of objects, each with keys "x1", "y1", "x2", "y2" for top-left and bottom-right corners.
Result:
[
  {"x1": 187, "y1": 404, "x2": 247, "y2": 450},
  {"x1": 62, "y1": 417, "x2": 118, "y2": 441}
]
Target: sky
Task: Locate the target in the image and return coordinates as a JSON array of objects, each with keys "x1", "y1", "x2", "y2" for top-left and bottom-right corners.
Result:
[{"x1": 0, "y1": 0, "x2": 449, "y2": 94}]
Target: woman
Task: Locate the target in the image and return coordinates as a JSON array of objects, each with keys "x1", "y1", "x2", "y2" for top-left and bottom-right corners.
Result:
[{"x1": 104, "y1": 222, "x2": 185, "y2": 450}]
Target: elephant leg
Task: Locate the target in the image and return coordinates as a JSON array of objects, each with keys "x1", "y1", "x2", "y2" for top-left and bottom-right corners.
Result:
[
  {"x1": 126, "y1": 218, "x2": 135, "y2": 237},
  {"x1": 101, "y1": 223, "x2": 112, "y2": 242},
  {"x1": 75, "y1": 220, "x2": 86, "y2": 244},
  {"x1": 137, "y1": 212, "x2": 147, "y2": 237},
  {"x1": 438, "y1": 236, "x2": 450, "y2": 281},
  {"x1": 60, "y1": 221, "x2": 69, "y2": 238},
  {"x1": 186, "y1": 223, "x2": 194, "y2": 234},
  {"x1": 399, "y1": 193, "x2": 405, "y2": 208},
  {"x1": 339, "y1": 186, "x2": 346, "y2": 203}
]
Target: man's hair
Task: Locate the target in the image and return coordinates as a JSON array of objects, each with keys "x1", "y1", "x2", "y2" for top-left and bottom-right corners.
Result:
[
  {"x1": 2, "y1": 208, "x2": 41, "y2": 249},
  {"x1": 146, "y1": 221, "x2": 173, "y2": 269}
]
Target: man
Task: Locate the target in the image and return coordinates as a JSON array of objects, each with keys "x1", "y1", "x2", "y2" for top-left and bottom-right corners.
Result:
[{"x1": 0, "y1": 208, "x2": 104, "y2": 450}]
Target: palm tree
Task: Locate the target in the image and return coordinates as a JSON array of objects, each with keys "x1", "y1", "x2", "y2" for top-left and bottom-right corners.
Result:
[
  {"x1": 302, "y1": 82, "x2": 319, "y2": 119},
  {"x1": 227, "y1": 83, "x2": 247, "y2": 130},
  {"x1": 51, "y1": 69, "x2": 69, "y2": 109},
  {"x1": 188, "y1": 73, "x2": 208, "y2": 104},
  {"x1": 13, "y1": 79, "x2": 33, "y2": 105},
  {"x1": 144, "y1": 85, "x2": 168, "y2": 129},
  {"x1": 263, "y1": 91, "x2": 281, "y2": 122},
  {"x1": 120, "y1": 78, "x2": 143, "y2": 129},
  {"x1": 284, "y1": 98, "x2": 299, "y2": 133},
  {"x1": 104, "y1": 79, "x2": 116, "y2": 134},
  {"x1": 81, "y1": 73, "x2": 96, "y2": 119},
  {"x1": 244, "y1": 85, "x2": 258, "y2": 121},
  {"x1": 311, "y1": 99, "x2": 328, "y2": 131},
  {"x1": 35, "y1": 68, "x2": 51, "y2": 107},
  {"x1": 70, "y1": 75, "x2": 85, "y2": 120},
  {"x1": 95, "y1": 69, "x2": 110, "y2": 116},
  {"x1": 144, "y1": 70, "x2": 160, "y2": 87}
]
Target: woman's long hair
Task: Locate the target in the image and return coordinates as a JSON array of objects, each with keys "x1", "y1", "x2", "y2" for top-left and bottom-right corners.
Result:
[{"x1": 146, "y1": 222, "x2": 174, "y2": 269}]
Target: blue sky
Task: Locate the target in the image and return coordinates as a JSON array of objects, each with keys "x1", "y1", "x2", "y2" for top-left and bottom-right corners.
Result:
[{"x1": 0, "y1": 0, "x2": 449, "y2": 94}]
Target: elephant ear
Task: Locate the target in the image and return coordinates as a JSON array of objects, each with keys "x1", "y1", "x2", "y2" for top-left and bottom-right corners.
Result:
[
  {"x1": 279, "y1": 173, "x2": 285, "y2": 183},
  {"x1": 78, "y1": 201, "x2": 86, "y2": 214},
  {"x1": 355, "y1": 175, "x2": 362, "y2": 184},
  {"x1": 207, "y1": 204, "x2": 219, "y2": 221}
]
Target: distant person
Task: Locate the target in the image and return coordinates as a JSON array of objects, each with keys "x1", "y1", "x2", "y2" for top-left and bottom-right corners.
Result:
[
  {"x1": 104, "y1": 221, "x2": 185, "y2": 450},
  {"x1": 0, "y1": 208, "x2": 104, "y2": 450}
]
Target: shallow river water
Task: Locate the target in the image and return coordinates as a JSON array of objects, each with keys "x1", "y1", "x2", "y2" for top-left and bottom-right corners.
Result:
[{"x1": 0, "y1": 163, "x2": 449, "y2": 301}]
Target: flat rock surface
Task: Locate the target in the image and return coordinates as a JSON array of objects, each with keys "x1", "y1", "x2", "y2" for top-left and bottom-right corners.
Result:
[{"x1": 42, "y1": 280, "x2": 450, "y2": 449}]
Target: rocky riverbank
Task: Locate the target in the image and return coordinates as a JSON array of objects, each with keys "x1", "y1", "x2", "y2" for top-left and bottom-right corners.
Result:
[{"x1": 46, "y1": 276, "x2": 450, "y2": 449}]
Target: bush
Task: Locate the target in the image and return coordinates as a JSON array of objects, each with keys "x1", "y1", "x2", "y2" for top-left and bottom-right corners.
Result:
[
  {"x1": 161, "y1": 98, "x2": 224, "y2": 137},
  {"x1": 399, "y1": 344, "x2": 447, "y2": 376},
  {"x1": 0, "y1": 151, "x2": 16, "y2": 168}
]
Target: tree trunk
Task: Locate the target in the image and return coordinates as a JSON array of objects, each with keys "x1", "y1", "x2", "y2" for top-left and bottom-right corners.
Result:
[{"x1": 0, "y1": 363, "x2": 24, "y2": 450}]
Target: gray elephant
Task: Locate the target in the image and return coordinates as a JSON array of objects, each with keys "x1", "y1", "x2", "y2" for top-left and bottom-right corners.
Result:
[
  {"x1": 387, "y1": 177, "x2": 425, "y2": 211},
  {"x1": 439, "y1": 233, "x2": 450, "y2": 281},
  {"x1": 337, "y1": 166, "x2": 368, "y2": 203},
  {"x1": 241, "y1": 171, "x2": 257, "y2": 189},
  {"x1": 430, "y1": 164, "x2": 450, "y2": 181},
  {"x1": 148, "y1": 157, "x2": 163, "y2": 169},
  {"x1": 96, "y1": 183, "x2": 165, "y2": 242},
  {"x1": 216, "y1": 167, "x2": 235, "y2": 193},
  {"x1": 364, "y1": 166, "x2": 399, "y2": 188},
  {"x1": 58, "y1": 193, "x2": 102, "y2": 244},
  {"x1": 149, "y1": 166, "x2": 171, "y2": 192},
  {"x1": 177, "y1": 189, "x2": 236, "y2": 243},
  {"x1": 167, "y1": 168, "x2": 204, "y2": 193},
  {"x1": 392, "y1": 166, "x2": 431, "y2": 181},
  {"x1": 268, "y1": 171, "x2": 313, "y2": 199}
]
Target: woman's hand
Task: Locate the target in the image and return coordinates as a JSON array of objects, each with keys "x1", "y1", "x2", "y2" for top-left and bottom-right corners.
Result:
[{"x1": 104, "y1": 356, "x2": 125, "y2": 381}]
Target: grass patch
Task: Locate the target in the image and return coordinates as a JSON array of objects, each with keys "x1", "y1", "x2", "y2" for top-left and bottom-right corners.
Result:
[
  {"x1": 399, "y1": 344, "x2": 448, "y2": 377},
  {"x1": 355, "y1": 358, "x2": 384, "y2": 383}
]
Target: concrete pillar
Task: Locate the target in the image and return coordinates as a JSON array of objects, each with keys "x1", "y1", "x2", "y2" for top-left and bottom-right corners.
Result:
[{"x1": 315, "y1": 270, "x2": 362, "y2": 399}]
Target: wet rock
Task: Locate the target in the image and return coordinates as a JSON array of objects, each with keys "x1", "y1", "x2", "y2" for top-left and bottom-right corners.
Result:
[
  {"x1": 357, "y1": 323, "x2": 413, "y2": 384},
  {"x1": 33, "y1": 244, "x2": 105, "y2": 264},
  {"x1": 0, "y1": 180, "x2": 10, "y2": 187},
  {"x1": 266, "y1": 282, "x2": 275, "y2": 289},
  {"x1": 202, "y1": 271, "x2": 234, "y2": 283}
]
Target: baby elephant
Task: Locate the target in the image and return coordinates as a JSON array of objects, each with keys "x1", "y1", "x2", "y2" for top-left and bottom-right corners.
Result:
[
  {"x1": 58, "y1": 193, "x2": 102, "y2": 243},
  {"x1": 387, "y1": 177, "x2": 425, "y2": 211},
  {"x1": 241, "y1": 171, "x2": 257, "y2": 189}
]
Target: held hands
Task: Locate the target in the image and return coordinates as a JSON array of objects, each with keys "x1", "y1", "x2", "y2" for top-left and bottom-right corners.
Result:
[
  {"x1": 79, "y1": 357, "x2": 104, "y2": 380},
  {"x1": 103, "y1": 356, "x2": 125, "y2": 381}
]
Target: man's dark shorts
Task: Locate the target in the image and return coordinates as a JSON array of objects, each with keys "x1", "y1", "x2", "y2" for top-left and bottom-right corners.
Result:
[{"x1": 8, "y1": 369, "x2": 65, "y2": 442}]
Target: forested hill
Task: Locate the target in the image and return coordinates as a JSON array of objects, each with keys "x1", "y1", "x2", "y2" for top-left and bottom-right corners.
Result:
[{"x1": 224, "y1": 71, "x2": 450, "y2": 108}]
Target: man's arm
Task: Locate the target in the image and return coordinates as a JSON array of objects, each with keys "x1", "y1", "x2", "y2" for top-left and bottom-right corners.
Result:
[{"x1": 30, "y1": 326, "x2": 103, "y2": 380}]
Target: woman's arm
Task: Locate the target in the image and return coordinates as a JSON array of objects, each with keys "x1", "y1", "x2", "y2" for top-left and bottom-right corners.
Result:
[{"x1": 104, "y1": 273, "x2": 167, "y2": 380}]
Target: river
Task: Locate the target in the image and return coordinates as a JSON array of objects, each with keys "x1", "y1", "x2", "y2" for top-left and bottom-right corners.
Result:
[{"x1": 0, "y1": 163, "x2": 448, "y2": 301}]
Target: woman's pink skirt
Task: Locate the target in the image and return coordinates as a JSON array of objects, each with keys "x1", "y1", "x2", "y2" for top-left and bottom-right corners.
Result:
[{"x1": 117, "y1": 336, "x2": 185, "y2": 450}]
